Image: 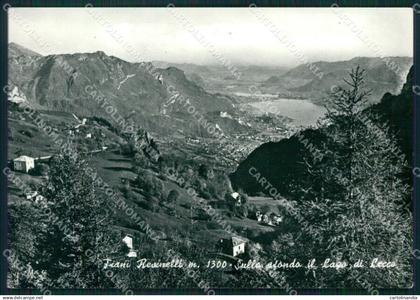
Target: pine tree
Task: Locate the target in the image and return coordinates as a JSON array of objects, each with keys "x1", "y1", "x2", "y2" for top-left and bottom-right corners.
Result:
[{"x1": 288, "y1": 67, "x2": 412, "y2": 288}]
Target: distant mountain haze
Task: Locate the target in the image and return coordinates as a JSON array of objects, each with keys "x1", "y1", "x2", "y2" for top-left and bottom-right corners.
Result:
[{"x1": 8, "y1": 8, "x2": 412, "y2": 66}]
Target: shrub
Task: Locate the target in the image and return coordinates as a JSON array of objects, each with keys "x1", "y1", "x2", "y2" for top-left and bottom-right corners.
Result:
[
  {"x1": 136, "y1": 199, "x2": 152, "y2": 210},
  {"x1": 199, "y1": 191, "x2": 212, "y2": 200},
  {"x1": 198, "y1": 164, "x2": 210, "y2": 179},
  {"x1": 239, "y1": 190, "x2": 249, "y2": 204},
  {"x1": 234, "y1": 205, "x2": 248, "y2": 218},
  {"x1": 180, "y1": 202, "x2": 191, "y2": 209},
  {"x1": 145, "y1": 195, "x2": 160, "y2": 212},
  {"x1": 134, "y1": 152, "x2": 149, "y2": 169},
  {"x1": 207, "y1": 183, "x2": 220, "y2": 200},
  {"x1": 247, "y1": 204, "x2": 258, "y2": 220},
  {"x1": 165, "y1": 207, "x2": 176, "y2": 216},
  {"x1": 20, "y1": 130, "x2": 33, "y2": 138},
  {"x1": 166, "y1": 189, "x2": 180, "y2": 203},
  {"x1": 29, "y1": 163, "x2": 49, "y2": 176},
  {"x1": 120, "y1": 142, "x2": 135, "y2": 156},
  {"x1": 136, "y1": 172, "x2": 163, "y2": 198}
]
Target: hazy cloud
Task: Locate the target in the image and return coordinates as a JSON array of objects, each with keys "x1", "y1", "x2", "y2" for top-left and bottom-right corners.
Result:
[{"x1": 8, "y1": 7, "x2": 413, "y2": 67}]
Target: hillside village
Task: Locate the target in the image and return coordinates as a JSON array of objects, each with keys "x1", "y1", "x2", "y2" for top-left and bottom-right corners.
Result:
[{"x1": 7, "y1": 96, "x2": 289, "y2": 265}]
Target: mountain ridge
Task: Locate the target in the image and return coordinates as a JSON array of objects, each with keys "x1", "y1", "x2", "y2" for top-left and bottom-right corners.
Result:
[
  {"x1": 8, "y1": 42, "x2": 239, "y2": 136},
  {"x1": 261, "y1": 56, "x2": 412, "y2": 105}
]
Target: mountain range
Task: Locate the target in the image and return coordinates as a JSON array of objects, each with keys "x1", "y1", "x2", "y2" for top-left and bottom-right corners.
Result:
[
  {"x1": 261, "y1": 56, "x2": 412, "y2": 105},
  {"x1": 8, "y1": 43, "x2": 412, "y2": 138},
  {"x1": 8, "y1": 43, "x2": 241, "y2": 137}
]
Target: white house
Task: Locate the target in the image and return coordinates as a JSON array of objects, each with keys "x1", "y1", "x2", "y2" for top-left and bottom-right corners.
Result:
[
  {"x1": 122, "y1": 234, "x2": 137, "y2": 258},
  {"x1": 232, "y1": 237, "x2": 246, "y2": 257},
  {"x1": 13, "y1": 155, "x2": 35, "y2": 173},
  {"x1": 219, "y1": 237, "x2": 246, "y2": 257}
]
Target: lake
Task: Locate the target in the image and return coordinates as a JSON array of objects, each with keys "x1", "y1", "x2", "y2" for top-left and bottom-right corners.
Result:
[{"x1": 246, "y1": 98, "x2": 326, "y2": 126}]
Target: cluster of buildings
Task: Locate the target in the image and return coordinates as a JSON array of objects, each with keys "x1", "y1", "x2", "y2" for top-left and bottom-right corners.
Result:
[{"x1": 256, "y1": 211, "x2": 283, "y2": 226}]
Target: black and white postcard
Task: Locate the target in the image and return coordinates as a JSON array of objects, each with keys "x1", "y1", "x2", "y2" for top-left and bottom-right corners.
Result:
[{"x1": 1, "y1": 2, "x2": 419, "y2": 298}]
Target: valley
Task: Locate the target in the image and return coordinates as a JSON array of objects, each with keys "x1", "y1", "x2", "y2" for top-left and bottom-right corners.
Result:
[{"x1": 6, "y1": 42, "x2": 413, "y2": 289}]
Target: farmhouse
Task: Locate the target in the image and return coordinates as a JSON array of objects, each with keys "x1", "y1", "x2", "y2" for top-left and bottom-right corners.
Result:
[
  {"x1": 230, "y1": 192, "x2": 243, "y2": 206},
  {"x1": 13, "y1": 155, "x2": 35, "y2": 173},
  {"x1": 219, "y1": 237, "x2": 246, "y2": 257}
]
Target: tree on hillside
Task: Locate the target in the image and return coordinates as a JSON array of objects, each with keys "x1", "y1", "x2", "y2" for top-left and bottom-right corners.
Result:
[
  {"x1": 285, "y1": 67, "x2": 412, "y2": 288},
  {"x1": 7, "y1": 202, "x2": 47, "y2": 288},
  {"x1": 134, "y1": 152, "x2": 150, "y2": 169},
  {"x1": 166, "y1": 189, "x2": 180, "y2": 204},
  {"x1": 135, "y1": 169, "x2": 163, "y2": 199},
  {"x1": 36, "y1": 151, "x2": 115, "y2": 288},
  {"x1": 198, "y1": 164, "x2": 212, "y2": 179}
]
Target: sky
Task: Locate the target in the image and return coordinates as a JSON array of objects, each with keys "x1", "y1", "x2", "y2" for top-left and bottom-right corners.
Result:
[{"x1": 8, "y1": 7, "x2": 413, "y2": 67}]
